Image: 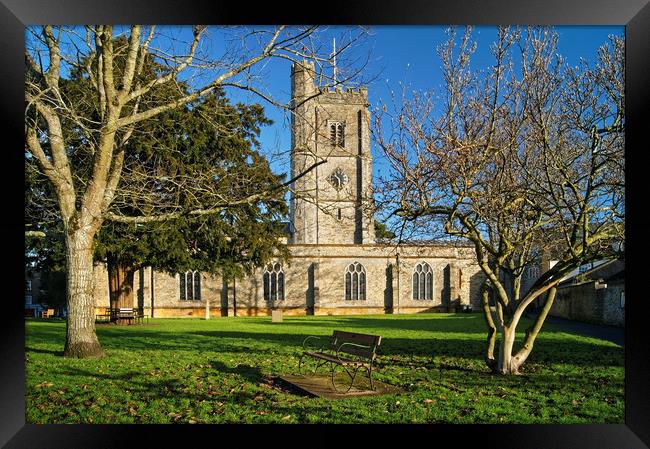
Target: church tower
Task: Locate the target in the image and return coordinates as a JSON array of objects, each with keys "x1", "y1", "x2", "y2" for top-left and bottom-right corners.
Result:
[{"x1": 290, "y1": 61, "x2": 375, "y2": 245}]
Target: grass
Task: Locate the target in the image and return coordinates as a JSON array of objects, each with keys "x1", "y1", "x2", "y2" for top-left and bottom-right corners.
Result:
[{"x1": 25, "y1": 313, "x2": 624, "y2": 424}]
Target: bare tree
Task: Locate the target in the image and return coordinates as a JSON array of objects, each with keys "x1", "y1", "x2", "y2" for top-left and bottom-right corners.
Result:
[
  {"x1": 375, "y1": 26, "x2": 624, "y2": 374},
  {"x1": 25, "y1": 25, "x2": 369, "y2": 358}
]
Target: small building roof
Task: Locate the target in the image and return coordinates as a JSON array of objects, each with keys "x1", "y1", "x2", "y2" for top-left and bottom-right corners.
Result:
[{"x1": 559, "y1": 259, "x2": 624, "y2": 287}]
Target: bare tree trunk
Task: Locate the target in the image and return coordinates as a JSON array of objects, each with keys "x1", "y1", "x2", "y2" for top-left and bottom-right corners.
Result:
[
  {"x1": 511, "y1": 286, "x2": 557, "y2": 368},
  {"x1": 480, "y1": 283, "x2": 497, "y2": 371},
  {"x1": 496, "y1": 326, "x2": 518, "y2": 374},
  {"x1": 63, "y1": 230, "x2": 104, "y2": 358}
]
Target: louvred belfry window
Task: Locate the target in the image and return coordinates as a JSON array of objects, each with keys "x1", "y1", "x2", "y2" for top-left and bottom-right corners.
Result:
[{"x1": 329, "y1": 121, "x2": 345, "y2": 146}]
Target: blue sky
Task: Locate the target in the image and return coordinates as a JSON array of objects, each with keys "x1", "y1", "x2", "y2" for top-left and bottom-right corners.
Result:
[
  {"x1": 210, "y1": 25, "x2": 624, "y2": 185},
  {"x1": 29, "y1": 25, "x2": 623, "y2": 208}
]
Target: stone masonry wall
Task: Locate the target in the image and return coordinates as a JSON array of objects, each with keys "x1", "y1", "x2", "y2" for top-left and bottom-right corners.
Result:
[
  {"x1": 549, "y1": 280, "x2": 625, "y2": 327},
  {"x1": 601, "y1": 280, "x2": 625, "y2": 327},
  {"x1": 91, "y1": 243, "x2": 484, "y2": 318},
  {"x1": 550, "y1": 282, "x2": 603, "y2": 324}
]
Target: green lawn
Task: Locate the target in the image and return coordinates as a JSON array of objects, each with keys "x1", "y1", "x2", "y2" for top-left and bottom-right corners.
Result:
[{"x1": 25, "y1": 313, "x2": 624, "y2": 424}]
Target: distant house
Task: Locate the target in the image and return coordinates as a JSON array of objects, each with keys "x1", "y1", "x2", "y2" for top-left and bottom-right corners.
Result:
[
  {"x1": 24, "y1": 269, "x2": 43, "y2": 317},
  {"x1": 25, "y1": 268, "x2": 66, "y2": 318},
  {"x1": 547, "y1": 259, "x2": 624, "y2": 327}
]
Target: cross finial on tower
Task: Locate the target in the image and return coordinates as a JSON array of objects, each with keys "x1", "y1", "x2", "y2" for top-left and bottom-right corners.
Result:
[{"x1": 332, "y1": 37, "x2": 337, "y2": 84}]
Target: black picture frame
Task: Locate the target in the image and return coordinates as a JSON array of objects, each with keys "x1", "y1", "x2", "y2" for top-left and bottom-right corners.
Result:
[{"x1": 4, "y1": 0, "x2": 649, "y2": 447}]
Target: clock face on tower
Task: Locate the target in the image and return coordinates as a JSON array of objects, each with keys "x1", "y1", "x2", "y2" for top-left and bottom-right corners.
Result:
[{"x1": 327, "y1": 167, "x2": 349, "y2": 191}]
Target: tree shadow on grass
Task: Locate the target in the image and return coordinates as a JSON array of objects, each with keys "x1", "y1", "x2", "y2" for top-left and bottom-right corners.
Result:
[
  {"x1": 256, "y1": 314, "x2": 490, "y2": 335},
  {"x1": 25, "y1": 317, "x2": 623, "y2": 370},
  {"x1": 25, "y1": 346, "x2": 64, "y2": 356},
  {"x1": 206, "y1": 361, "x2": 312, "y2": 397},
  {"x1": 208, "y1": 360, "x2": 264, "y2": 384},
  {"x1": 61, "y1": 329, "x2": 626, "y2": 368},
  {"x1": 33, "y1": 347, "x2": 622, "y2": 424}
]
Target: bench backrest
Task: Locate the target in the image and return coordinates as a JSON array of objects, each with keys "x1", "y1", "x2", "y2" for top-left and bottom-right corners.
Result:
[
  {"x1": 118, "y1": 308, "x2": 133, "y2": 313},
  {"x1": 331, "y1": 330, "x2": 381, "y2": 360}
]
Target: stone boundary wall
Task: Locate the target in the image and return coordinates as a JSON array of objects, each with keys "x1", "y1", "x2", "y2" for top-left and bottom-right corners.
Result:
[{"x1": 549, "y1": 279, "x2": 625, "y2": 327}]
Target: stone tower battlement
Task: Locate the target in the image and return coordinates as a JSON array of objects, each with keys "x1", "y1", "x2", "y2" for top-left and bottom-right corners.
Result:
[
  {"x1": 290, "y1": 61, "x2": 375, "y2": 245},
  {"x1": 319, "y1": 86, "x2": 369, "y2": 105},
  {"x1": 291, "y1": 61, "x2": 369, "y2": 104}
]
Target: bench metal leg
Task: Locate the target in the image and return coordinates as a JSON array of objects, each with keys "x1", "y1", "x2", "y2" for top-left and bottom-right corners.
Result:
[
  {"x1": 331, "y1": 364, "x2": 362, "y2": 394},
  {"x1": 298, "y1": 355, "x2": 330, "y2": 376},
  {"x1": 298, "y1": 353, "x2": 306, "y2": 374},
  {"x1": 367, "y1": 365, "x2": 375, "y2": 391}
]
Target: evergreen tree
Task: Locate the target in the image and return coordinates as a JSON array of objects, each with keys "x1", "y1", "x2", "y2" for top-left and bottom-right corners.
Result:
[
  {"x1": 26, "y1": 34, "x2": 290, "y2": 322},
  {"x1": 93, "y1": 89, "x2": 290, "y2": 312}
]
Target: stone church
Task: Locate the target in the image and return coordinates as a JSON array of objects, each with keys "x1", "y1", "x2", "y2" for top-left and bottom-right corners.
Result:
[{"x1": 92, "y1": 62, "x2": 484, "y2": 318}]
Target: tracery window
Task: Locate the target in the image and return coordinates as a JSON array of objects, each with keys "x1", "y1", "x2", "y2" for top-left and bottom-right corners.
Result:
[
  {"x1": 329, "y1": 121, "x2": 345, "y2": 146},
  {"x1": 263, "y1": 263, "x2": 285, "y2": 302},
  {"x1": 180, "y1": 271, "x2": 201, "y2": 300},
  {"x1": 526, "y1": 265, "x2": 540, "y2": 280},
  {"x1": 412, "y1": 262, "x2": 433, "y2": 300},
  {"x1": 345, "y1": 262, "x2": 366, "y2": 300}
]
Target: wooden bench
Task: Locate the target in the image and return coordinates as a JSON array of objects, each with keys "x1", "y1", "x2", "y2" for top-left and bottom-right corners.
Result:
[
  {"x1": 115, "y1": 307, "x2": 135, "y2": 325},
  {"x1": 95, "y1": 310, "x2": 111, "y2": 323},
  {"x1": 298, "y1": 330, "x2": 382, "y2": 393},
  {"x1": 133, "y1": 307, "x2": 146, "y2": 325},
  {"x1": 40, "y1": 308, "x2": 55, "y2": 319},
  {"x1": 95, "y1": 307, "x2": 146, "y2": 325}
]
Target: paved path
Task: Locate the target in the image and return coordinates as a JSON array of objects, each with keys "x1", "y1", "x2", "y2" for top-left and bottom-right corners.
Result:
[{"x1": 542, "y1": 315, "x2": 624, "y2": 346}]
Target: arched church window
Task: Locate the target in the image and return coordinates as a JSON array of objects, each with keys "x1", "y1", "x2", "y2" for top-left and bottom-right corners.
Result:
[
  {"x1": 412, "y1": 262, "x2": 433, "y2": 300},
  {"x1": 264, "y1": 263, "x2": 285, "y2": 302},
  {"x1": 345, "y1": 262, "x2": 366, "y2": 300},
  {"x1": 180, "y1": 271, "x2": 201, "y2": 300}
]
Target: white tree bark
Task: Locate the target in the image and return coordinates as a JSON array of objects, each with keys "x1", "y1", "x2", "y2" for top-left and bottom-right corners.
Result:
[{"x1": 63, "y1": 229, "x2": 103, "y2": 358}]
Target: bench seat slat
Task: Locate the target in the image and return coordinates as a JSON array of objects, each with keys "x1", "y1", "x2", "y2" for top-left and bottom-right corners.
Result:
[
  {"x1": 332, "y1": 330, "x2": 380, "y2": 347},
  {"x1": 304, "y1": 351, "x2": 370, "y2": 367},
  {"x1": 337, "y1": 345, "x2": 374, "y2": 359}
]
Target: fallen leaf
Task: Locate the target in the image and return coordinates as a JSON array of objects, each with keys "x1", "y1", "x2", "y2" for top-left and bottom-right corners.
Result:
[
  {"x1": 423, "y1": 399, "x2": 434, "y2": 404},
  {"x1": 282, "y1": 415, "x2": 291, "y2": 420},
  {"x1": 167, "y1": 412, "x2": 182, "y2": 421}
]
